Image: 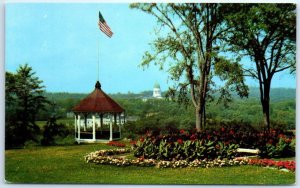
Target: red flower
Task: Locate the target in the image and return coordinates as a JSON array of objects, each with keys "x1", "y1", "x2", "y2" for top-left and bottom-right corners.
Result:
[
  {"x1": 139, "y1": 156, "x2": 145, "y2": 161},
  {"x1": 267, "y1": 139, "x2": 273, "y2": 144},
  {"x1": 130, "y1": 140, "x2": 137, "y2": 145},
  {"x1": 140, "y1": 137, "x2": 145, "y2": 142},
  {"x1": 229, "y1": 130, "x2": 234, "y2": 135},
  {"x1": 221, "y1": 127, "x2": 225, "y2": 132},
  {"x1": 107, "y1": 141, "x2": 126, "y2": 147},
  {"x1": 271, "y1": 129, "x2": 276, "y2": 134},
  {"x1": 207, "y1": 134, "x2": 211, "y2": 140},
  {"x1": 180, "y1": 129, "x2": 185, "y2": 134},
  {"x1": 190, "y1": 134, "x2": 197, "y2": 141},
  {"x1": 177, "y1": 139, "x2": 183, "y2": 145},
  {"x1": 285, "y1": 138, "x2": 292, "y2": 143}
]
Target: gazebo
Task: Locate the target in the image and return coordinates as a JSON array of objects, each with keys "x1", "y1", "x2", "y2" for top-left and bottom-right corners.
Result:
[{"x1": 72, "y1": 81, "x2": 125, "y2": 143}]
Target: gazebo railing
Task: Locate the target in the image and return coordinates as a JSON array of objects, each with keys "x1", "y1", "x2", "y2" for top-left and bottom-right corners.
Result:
[{"x1": 76, "y1": 130, "x2": 121, "y2": 140}]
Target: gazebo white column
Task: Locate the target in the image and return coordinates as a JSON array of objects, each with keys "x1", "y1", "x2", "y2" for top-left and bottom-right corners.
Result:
[
  {"x1": 77, "y1": 114, "x2": 81, "y2": 141},
  {"x1": 118, "y1": 113, "x2": 121, "y2": 138},
  {"x1": 92, "y1": 115, "x2": 96, "y2": 141},
  {"x1": 109, "y1": 114, "x2": 113, "y2": 141},
  {"x1": 83, "y1": 114, "x2": 87, "y2": 131},
  {"x1": 74, "y1": 115, "x2": 77, "y2": 138}
]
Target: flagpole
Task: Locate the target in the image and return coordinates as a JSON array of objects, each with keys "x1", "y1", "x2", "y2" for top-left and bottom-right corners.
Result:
[
  {"x1": 97, "y1": 10, "x2": 113, "y2": 82},
  {"x1": 97, "y1": 37, "x2": 99, "y2": 82}
]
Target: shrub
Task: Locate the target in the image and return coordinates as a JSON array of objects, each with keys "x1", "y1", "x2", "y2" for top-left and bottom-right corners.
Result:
[
  {"x1": 132, "y1": 127, "x2": 295, "y2": 159},
  {"x1": 41, "y1": 116, "x2": 72, "y2": 146},
  {"x1": 133, "y1": 137, "x2": 239, "y2": 161},
  {"x1": 54, "y1": 135, "x2": 76, "y2": 146}
]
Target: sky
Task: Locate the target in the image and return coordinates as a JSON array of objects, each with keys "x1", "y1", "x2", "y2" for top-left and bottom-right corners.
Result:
[{"x1": 5, "y1": 2, "x2": 296, "y2": 94}]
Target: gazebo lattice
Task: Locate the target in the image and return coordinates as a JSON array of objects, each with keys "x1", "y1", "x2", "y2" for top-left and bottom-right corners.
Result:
[{"x1": 72, "y1": 81, "x2": 125, "y2": 143}]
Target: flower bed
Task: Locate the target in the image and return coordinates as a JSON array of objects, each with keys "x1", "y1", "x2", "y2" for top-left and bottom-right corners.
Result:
[
  {"x1": 132, "y1": 138, "x2": 239, "y2": 161},
  {"x1": 132, "y1": 128, "x2": 295, "y2": 159},
  {"x1": 84, "y1": 148, "x2": 130, "y2": 163},
  {"x1": 248, "y1": 158, "x2": 295, "y2": 172},
  {"x1": 107, "y1": 141, "x2": 126, "y2": 147},
  {"x1": 84, "y1": 149, "x2": 248, "y2": 168},
  {"x1": 84, "y1": 149, "x2": 295, "y2": 172}
]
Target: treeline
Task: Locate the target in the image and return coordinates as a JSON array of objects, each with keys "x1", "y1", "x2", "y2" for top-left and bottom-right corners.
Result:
[
  {"x1": 40, "y1": 88, "x2": 295, "y2": 131},
  {"x1": 44, "y1": 87, "x2": 295, "y2": 102}
]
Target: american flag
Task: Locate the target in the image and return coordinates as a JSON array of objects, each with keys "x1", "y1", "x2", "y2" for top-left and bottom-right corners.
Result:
[{"x1": 98, "y1": 11, "x2": 113, "y2": 38}]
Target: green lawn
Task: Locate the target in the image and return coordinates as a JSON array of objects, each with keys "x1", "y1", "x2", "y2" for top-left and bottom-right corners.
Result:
[{"x1": 5, "y1": 143, "x2": 295, "y2": 184}]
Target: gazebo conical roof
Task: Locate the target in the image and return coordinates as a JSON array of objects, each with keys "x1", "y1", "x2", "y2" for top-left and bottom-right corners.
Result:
[{"x1": 72, "y1": 81, "x2": 124, "y2": 113}]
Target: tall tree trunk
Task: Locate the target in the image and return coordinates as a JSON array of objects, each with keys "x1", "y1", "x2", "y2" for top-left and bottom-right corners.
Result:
[
  {"x1": 262, "y1": 100, "x2": 270, "y2": 130},
  {"x1": 203, "y1": 105, "x2": 206, "y2": 128},
  {"x1": 196, "y1": 107, "x2": 201, "y2": 131},
  {"x1": 262, "y1": 81, "x2": 271, "y2": 130}
]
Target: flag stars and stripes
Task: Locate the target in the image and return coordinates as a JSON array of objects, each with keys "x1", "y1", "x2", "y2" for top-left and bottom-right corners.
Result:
[{"x1": 98, "y1": 11, "x2": 113, "y2": 38}]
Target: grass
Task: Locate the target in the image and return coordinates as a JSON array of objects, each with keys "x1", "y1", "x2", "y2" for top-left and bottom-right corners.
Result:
[{"x1": 5, "y1": 143, "x2": 295, "y2": 184}]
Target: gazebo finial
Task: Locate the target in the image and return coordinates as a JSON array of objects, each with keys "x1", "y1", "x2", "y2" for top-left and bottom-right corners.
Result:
[{"x1": 95, "y1": 81, "x2": 101, "y2": 89}]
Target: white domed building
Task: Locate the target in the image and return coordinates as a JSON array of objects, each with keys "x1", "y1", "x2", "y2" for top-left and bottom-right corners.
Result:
[{"x1": 153, "y1": 82, "x2": 163, "y2": 99}]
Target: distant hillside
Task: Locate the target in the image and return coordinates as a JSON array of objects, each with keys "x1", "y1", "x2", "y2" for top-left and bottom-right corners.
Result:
[
  {"x1": 44, "y1": 92, "x2": 87, "y2": 101},
  {"x1": 44, "y1": 87, "x2": 295, "y2": 102},
  {"x1": 233, "y1": 87, "x2": 295, "y2": 102},
  {"x1": 248, "y1": 87, "x2": 295, "y2": 102}
]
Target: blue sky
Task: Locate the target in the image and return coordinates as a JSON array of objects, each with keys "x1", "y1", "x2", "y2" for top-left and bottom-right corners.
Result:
[{"x1": 5, "y1": 3, "x2": 296, "y2": 94}]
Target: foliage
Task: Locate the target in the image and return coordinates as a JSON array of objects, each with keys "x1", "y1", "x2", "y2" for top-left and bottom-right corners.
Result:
[
  {"x1": 130, "y1": 3, "x2": 248, "y2": 130},
  {"x1": 224, "y1": 4, "x2": 296, "y2": 130},
  {"x1": 41, "y1": 116, "x2": 73, "y2": 146},
  {"x1": 5, "y1": 64, "x2": 49, "y2": 148},
  {"x1": 133, "y1": 137, "x2": 239, "y2": 161},
  {"x1": 132, "y1": 127, "x2": 295, "y2": 159},
  {"x1": 264, "y1": 136, "x2": 295, "y2": 158}
]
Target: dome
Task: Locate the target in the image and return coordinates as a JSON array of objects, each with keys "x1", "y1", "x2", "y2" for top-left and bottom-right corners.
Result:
[{"x1": 154, "y1": 82, "x2": 160, "y2": 89}]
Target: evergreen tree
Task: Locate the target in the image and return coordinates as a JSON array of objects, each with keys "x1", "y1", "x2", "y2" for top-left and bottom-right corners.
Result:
[{"x1": 5, "y1": 64, "x2": 49, "y2": 148}]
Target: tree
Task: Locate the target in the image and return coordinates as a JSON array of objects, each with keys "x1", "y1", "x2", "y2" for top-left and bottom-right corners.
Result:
[
  {"x1": 130, "y1": 3, "x2": 248, "y2": 130},
  {"x1": 41, "y1": 115, "x2": 70, "y2": 146},
  {"x1": 5, "y1": 64, "x2": 49, "y2": 147},
  {"x1": 224, "y1": 4, "x2": 296, "y2": 130}
]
